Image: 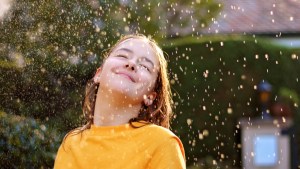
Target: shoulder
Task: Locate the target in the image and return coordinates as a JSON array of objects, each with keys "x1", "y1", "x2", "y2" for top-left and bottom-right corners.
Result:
[
  {"x1": 145, "y1": 124, "x2": 176, "y2": 137},
  {"x1": 143, "y1": 124, "x2": 186, "y2": 161},
  {"x1": 62, "y1": 128, "x2": 86, "y2": 147},
  {"x1": 142, "y1": 124, "x2": 182, "y2": 144}
]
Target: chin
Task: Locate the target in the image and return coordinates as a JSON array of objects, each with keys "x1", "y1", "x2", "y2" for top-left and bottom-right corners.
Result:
[{"x1": 104, "y1": 81, "x2": 143, "y2": 101}]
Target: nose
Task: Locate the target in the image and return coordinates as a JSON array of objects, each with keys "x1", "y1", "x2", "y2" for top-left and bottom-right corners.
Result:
[{"x1": 125, "y1": 61, "x2": 136, "y2": 71}]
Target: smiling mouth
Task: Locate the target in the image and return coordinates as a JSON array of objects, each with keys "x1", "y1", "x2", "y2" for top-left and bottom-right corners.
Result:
[{"x1": 116, "y1": 73, "x2": 135, "y2": 82}]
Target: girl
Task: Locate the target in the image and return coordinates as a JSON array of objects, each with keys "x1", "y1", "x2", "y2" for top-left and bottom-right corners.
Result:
[{"x1": 54, "y1": 34, "x2": 186, "y2": 169}]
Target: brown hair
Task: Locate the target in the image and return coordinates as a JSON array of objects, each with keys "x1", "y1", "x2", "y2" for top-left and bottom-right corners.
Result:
[{"x1": 67, "y1": 34, "x2": 172, "y2": 138}]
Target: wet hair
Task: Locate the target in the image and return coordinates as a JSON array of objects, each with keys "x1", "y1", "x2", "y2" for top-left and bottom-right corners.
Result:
[{"x1": 65, "y1": 34, "x2": 173, "y2": 140}]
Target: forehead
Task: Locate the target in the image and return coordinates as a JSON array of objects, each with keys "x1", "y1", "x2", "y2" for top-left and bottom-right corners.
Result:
[
  {"x1": 117, "y1": 38, "x2": 151, "y2": 50},
  {"x1": 113, "y1": 38, "x2": 160, "y2": 65}
]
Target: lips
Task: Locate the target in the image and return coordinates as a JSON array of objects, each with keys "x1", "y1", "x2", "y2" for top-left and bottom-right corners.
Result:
[{"x1": 115, "y1": 72, "x2": 136, "y2": 82}]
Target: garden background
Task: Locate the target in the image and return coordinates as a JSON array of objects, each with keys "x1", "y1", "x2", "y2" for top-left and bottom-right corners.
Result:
[{"x1": 0, "y1": 0, "x2": 299, "y2": 168}]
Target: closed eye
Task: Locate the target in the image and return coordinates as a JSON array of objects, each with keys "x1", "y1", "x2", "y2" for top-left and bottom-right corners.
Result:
[
  {"x1": 140, "y1": 64, "x2": 150, "y2": 72},
  {"x1": 116, "y1": 54, "x2": 128, "y2": 58}
]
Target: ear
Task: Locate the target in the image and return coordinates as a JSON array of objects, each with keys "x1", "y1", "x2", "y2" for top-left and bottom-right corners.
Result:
[
  {"x1": 143, "y1": 92, "x2": 157, "y2": 106},
  {"x1": 93, "y1": 67, "x2": 102, "y2": 83}
]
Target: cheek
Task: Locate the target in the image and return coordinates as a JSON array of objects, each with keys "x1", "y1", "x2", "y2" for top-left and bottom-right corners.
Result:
[
  {"x1": 98, "y1": 64, "x2": 114, "y2": 85},
  {"x1": 137, "y1": 73, "x2": 158, "y2": 92}
]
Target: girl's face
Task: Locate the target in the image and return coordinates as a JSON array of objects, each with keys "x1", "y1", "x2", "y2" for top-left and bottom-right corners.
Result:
[{"x1": 96, "y1": 38, "x2": 160, "y2": 104}]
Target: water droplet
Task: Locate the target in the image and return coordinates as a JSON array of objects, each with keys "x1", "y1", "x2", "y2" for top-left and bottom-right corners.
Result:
[
  {"x1": 199, "y1": 133, "x2": 204, "y2": 140},
  {"x1": 203, "y1": 129, "x2": 209, "y2": 136},
  {"x1": 227, "y1": 108, "x2": 233, "y2": 114},
  {"x1": 187, "y1": 118, "x2": 193, "y2": 125}
]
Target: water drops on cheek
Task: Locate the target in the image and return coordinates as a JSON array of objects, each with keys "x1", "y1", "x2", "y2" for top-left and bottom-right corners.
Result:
[
  {"x1": 146, "y1": 86, "x2": 154, "y2": 92},
  {"x1": 136, "y1": 86, "x2": 143, "y2": 93},
  {"x1": 147, "y1": 81, "x2": 154, "y2": 88},
  {"x1": 139, "y1": 82, "x2": 150, "y2": 90}
]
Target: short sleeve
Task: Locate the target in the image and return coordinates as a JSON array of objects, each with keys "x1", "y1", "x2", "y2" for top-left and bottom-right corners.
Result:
[{"x1": 148, "y1": 136, "x2": 186, "y2": 169}]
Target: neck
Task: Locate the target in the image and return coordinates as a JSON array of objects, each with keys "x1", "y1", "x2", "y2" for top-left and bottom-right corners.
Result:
[{"x1": 93, "y1": 88, "x2": 142, "y2": 126}]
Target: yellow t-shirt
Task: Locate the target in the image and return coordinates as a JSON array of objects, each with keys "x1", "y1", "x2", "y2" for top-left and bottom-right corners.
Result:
[{"x1": 54, "y1": 122, "x2": 186, "y2": 169}]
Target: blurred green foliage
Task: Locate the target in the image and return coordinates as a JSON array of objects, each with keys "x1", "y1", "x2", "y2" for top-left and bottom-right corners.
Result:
[
  {"x1": 0, "y1": 0, "x2": 221, "y2": 131},
  {"x1": 0, "y1": 111, "x2": 61, "y2": 168},
  {"x1": 0, "y1": 0, "x2": 299, "y2": 168},
  {"x1": 163, "y1": 36, "x2": 300, "y2": 167},
  {"x1": 2, "y1": 35, "x2": 299, "y2": 168}
]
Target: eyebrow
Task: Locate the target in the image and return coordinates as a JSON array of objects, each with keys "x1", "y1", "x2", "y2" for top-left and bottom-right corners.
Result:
[
  {"x1": 116, "y1": 48, "x2": 133, "y2": 54},
  {"x1": 115, "y1": 48, "x2": 154, "y2": 67}
]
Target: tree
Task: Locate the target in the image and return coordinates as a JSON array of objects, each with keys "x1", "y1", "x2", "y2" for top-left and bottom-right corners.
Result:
[{"x1": 109, "y1": 0, "x2": 221, "y2": 38}]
